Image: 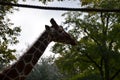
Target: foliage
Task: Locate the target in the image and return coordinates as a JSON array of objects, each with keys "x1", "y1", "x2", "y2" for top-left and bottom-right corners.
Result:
[
  {"x1": 26, "y1": 56, "x2": 64, "y2": 80},
  {"x1": 52, "y1": 0, "x2": 120, "y2": 80},
  {"x1": 0, "y1": 0, "x2": 21, "y2": 68}
]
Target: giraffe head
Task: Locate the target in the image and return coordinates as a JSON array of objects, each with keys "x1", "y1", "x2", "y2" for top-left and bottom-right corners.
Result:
[{"x1": 45, "y1": 18, "x2": 76, "y2": 45}]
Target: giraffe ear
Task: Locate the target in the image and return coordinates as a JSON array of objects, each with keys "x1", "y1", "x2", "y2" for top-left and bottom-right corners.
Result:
[{"x1": 45, "y1": 25, "x2": 50, "y2": 30}]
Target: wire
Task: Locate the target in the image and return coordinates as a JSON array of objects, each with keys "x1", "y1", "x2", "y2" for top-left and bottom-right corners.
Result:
[{"x1": 0, "y1": 2, "x2": 120, "y2": 12}]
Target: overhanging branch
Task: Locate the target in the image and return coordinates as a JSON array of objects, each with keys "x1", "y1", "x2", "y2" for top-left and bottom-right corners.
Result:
[
  {"x1": 85, "y1": 53, "x2": 101, "y2": 69},
  {"x1": 111, "y1": 68, "x2": 120, "y2": 80}
]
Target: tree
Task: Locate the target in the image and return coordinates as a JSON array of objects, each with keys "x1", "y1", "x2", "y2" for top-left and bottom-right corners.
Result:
[
  {"x1": 0, "y1": 0, "x2": 21, "y2": 69},
  {"x1": 26, "y1": 56, "x2": 63, "y2": 80},
  {"x1": 52, "y1": 0, "x2": 120, "y2": 80}
]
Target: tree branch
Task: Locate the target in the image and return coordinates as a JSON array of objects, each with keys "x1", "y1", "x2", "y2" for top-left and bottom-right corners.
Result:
[
  {"x1": 85, "y1": 53, "x2": 101, "y2": 69},
  {"x1": 111, "y1": 68, "x2": 120, "y2": 80}
]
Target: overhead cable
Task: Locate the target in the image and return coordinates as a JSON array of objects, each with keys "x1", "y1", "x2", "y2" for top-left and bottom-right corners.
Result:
[{"x1": 0, "y1": 2, "x2": 120, "y2": 12}]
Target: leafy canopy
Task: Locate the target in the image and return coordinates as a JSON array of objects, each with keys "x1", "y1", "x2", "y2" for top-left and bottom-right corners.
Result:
[
  {"x1": 0, "y1": 0, "x2": 21, "y2": 67},
  {"x1": 52, "y1": 0, "x2": 120, "y2": 80}
]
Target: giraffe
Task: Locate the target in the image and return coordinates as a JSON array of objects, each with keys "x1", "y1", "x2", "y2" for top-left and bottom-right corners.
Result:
[{"x1": 0, "y1": 18, "x2": 76, "y2": 80}]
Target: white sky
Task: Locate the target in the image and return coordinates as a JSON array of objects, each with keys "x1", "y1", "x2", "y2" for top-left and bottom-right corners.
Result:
[{"x1": 7, "y1": 0, "x2": 80, "y2": 57}]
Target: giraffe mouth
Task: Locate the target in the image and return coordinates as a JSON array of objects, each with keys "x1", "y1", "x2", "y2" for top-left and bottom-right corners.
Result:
[
  {"x1": 70, "y1": 40, "x2": 77, "y2": 45},
  {"x1": 64, "y1": 33, "x2": 77, "y2": 45},
  {"x1": 68, "y1": 38, "x2": 77, "y2": 45}
]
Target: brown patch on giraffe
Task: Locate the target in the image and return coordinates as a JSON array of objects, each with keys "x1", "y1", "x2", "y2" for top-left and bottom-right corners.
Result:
[
  {"x1": 32, "y1": 58, "x2": 38, "y2": 65},
  {"x1": 32, "y1": 54, "x2": 39, "y2": 65},
  {"x1": 31, "y1": 50, "x2": 42, "y2": 66},
  {"x1": 3, "y1": 77, "x2": 10, "y2": 80},
  {"x1": 24, "y1": 64, "x2": 33, "y2": 75},
  {"x1": 38, "y1": 43, "x2": 46, "y2": 51},
  {"x1": 34, "y1": 50, "x2": 42, "y2": 60},
  {"x1": 43, "y1": 39, "x2": 49, "y2": 46},
  {"x1": 35, "y1": 40, "x2": 47, "y2": 52},
  {"x1": 27, "y1": 46, "x2": 36, "y2": 54},
  {"x1": 16, "y1": 60, "x2": 25, "y2": 73},
  {"x1": 39, "y1": 37, "x2": 44, "y2": 41},
  {"x1": 34, "y1": 40, "x2": 42, "y2": 48},
  {"x1": 19, "y1": 76, "x2": 25, "y2": 80},
  {"x1": 15, "y1": 76, "x2": 25, "y2": 80},
  {"x1": 6, "y1": 68, "x2": 18, "y2": 79},
  {"x1": 23, "y1": 54, "x2": 33, "y2": 63}
]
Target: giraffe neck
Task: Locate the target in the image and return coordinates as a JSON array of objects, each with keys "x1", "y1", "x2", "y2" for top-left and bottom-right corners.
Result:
[{"x1": 1, "y1": 31, "x2": 51, "y2": 80}]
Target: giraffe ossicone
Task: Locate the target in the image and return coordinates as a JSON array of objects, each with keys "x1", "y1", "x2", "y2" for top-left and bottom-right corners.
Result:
[{"x1": 0, "y1": 18, "x2": 76, "y2": 80}]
